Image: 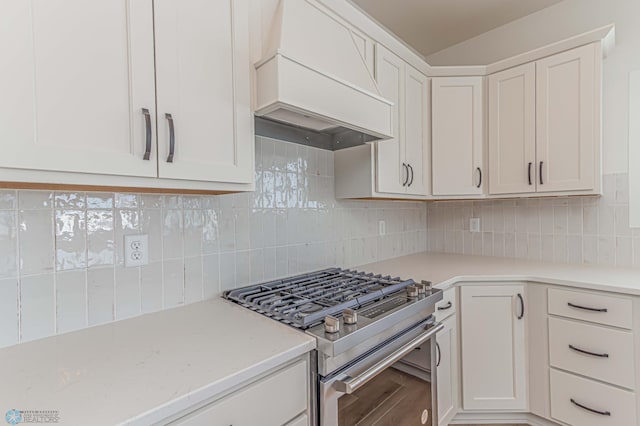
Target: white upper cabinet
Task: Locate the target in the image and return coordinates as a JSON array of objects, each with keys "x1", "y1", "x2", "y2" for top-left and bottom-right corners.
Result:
[
  {"x1": 0, "y1": 0, "x2": 157, "y2": 178},
  {"x1": 404, "y1": 66, "x2": 430, "y2": 196},
  {"x1": 375, "y1": 44, "x2": 430, "y2": 196},
  {"x1": 488, "y1": 63, "x2": 536, "y2": 195},
  {"x1": 460, "y1": 285, "x2": 528, "y2": 411},
  {"x1": 335, "y1": 44, "x2": 429, "y2": 199},
  {"x1": 0, "y1": 0, "x2": 253, "y2": 189},
  {"x1": 431, "y1": 77, "x2": 484, "y2": 196},
  {"x1": 536, "y1": 43, "x2": 599, "y2": 192},
  {"x1": 154, "y1": 0, "x2": 253, "y2": 184},
  {"x1": 488, "y1": 43, "x2": 601, "y2": 195},
  {"x1": 375, "y1": 45, "x2": 406, "y2": 195}
]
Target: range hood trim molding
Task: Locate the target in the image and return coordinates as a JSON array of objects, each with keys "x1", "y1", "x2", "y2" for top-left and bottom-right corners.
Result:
[
  {"x1": 255, "y1": 51, "x2": 393, "y2": 106},
  {"x1": 255, "y1": 53, "x2": 394, "y2": 141}
]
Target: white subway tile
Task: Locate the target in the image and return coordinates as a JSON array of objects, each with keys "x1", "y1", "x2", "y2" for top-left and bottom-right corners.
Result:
[
  {"x1": 162, "y1": 209, "x2": 184, "y2": 260},
  {"x1": 597, "y1": 236, "x2": 616, "y2": 266},
  {"x1": 141, "y1": 262, "x2": 163, "y2": 314},
  {"x1": 20, "y1": 273, "x2": 55, "y2": 342},
  {"x1": 0, "y1": 190, "x2": 17, "y2": 210},
  {"x1": 163, "y1": 259, "x2": 184, "y2": 308},
  {"x1": 115, "y1": 266, "x2": 140, "y2": 320},
  {"x1": 87, "y1": 267, "x2": 114, "y2": 326},
  {"x1": 203, "y1": 254, "x2": 220, "y2": 298},
  {"x1": 0, "y1": 211, "x2": 17, "y2": 279},
  {"x1": 56, "y1": 270, "x2": 87, "y2": 333},
  {"x1": 18, "y1": 191, "x2": 53, "y2": 209},
  {"x1": 19, "y1": 209, "x2": 54, "y2": 275},
  {"x1": 616, "y1": 237, "x2": 633, "y2": 267},
  {"x1": 185, "y1": 256, "x2": 203, "y2": 304},
  {"x1": 0, "y1": 278, "x2": 18, "y2": 347}
]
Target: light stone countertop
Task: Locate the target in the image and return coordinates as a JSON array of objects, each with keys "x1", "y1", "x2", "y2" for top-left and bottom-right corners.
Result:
[
  {"x1": 0, "y1": 298, "x2": 315, "y2": 426},
  {"x1": 359, "y1": 252, "x2": 640, "y2": 295}
]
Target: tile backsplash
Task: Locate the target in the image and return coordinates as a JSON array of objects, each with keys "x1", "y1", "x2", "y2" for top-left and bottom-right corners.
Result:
[
  {"x1": 426, "y1": 173, "x2": 639, "y2": 267},
  {"x1": 0, "y1": 137, "x2": 427, "y2": 348}
]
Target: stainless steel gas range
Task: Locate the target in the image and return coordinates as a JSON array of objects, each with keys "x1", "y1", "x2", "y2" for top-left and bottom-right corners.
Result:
[{"x1": 224, "y1": 268, "x2": 443, "y2": 426}]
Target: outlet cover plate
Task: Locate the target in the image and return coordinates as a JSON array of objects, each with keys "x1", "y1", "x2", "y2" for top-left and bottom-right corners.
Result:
[
  {"x1": 124, "y1": 234, "x2": 149, "y2": 267},
  {"x1": 470, "y1": 218, "x2": 481, "y2": 233}
]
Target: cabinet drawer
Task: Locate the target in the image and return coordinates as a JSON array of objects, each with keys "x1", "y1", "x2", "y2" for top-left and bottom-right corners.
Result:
[
  {"x1": 173, "y1": 359, "x2": 307, "y2": 426},
  {"x1": 435, "y1": 288, "x2": 456, "y2": 321},
  {"x1": 548, "y1": 288, "x2": 632, "y2": 329},
  {"x1": 549, "y1": 317, "x2": 635, "y2": 389},
  {"x1": 550, "y1": 368, "x2": 636, "y2": 426}
]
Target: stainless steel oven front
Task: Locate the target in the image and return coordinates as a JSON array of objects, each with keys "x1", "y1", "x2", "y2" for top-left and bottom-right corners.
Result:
[{"x1": 316, "y1": 318, "x2": 443, "y2": 426}]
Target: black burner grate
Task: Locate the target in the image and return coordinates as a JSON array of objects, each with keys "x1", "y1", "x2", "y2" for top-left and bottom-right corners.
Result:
[{"x1": 224, "y1": 268, "x2": 414, "y2": 328}]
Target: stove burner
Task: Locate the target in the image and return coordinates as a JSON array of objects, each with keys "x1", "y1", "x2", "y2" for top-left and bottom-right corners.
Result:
[{"x1": 225, "y1": 268, "x2": 415, "y2": 328}]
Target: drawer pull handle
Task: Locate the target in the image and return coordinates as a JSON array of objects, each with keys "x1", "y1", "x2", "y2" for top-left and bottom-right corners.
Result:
[
  {"x1": 435, "y1": 342, "x2": 441, "y2": 367},
  {"x1": 569, "y1": 344, "x2": 609, "y2": 358},
  {"x1": 141, "y1": 108, "x2": 152, "y2": 160},
  {"x1": 570, "y1": 398, "x2": 611, "y2": 416},
  {"x1": 165, "y1": 113, "x2": 176, "y2": 163},
  {"x1": 517, "y1": 293, "x2": 524, "y2": 320},
  {"x1": 437, "y1": 301, "x2": 452, "y2": 311},
  {"x1": 567, "y1": 302, "x2": 608, "y2": 313},
  {"x1": 402, "y1": 163, "x2": 409, "y2": 186}
]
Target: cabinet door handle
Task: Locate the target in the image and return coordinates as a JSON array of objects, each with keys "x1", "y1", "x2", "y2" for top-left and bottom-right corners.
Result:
[
  {"x1": 142, "y1": 108, "x2": 152, "y2": 160},
  {"x1": 407, "y1": 163, "x2": 414, "y2": 187},
  {"x1": 517, "y1": 293, "x2": 524, "y2": 320},
  {"x1": 166, "y1": 113, "x2": 175, "y2": 163},
  {"x1": 539, "y1": 161, "x2": 544, "y2": 185},
  {"x1": 476, "y1": 167, "x2": 482, "y2": 188},
  {"x1": 437, "y1": 301, "x2": 452, "y2": 311},
  {"x1": 435, "y1": 342, "x2": 441, "y2": 367},
  {"x1": 402, "y1": 163, "x2": 409, "y2": 186},
  {"x1": 567, "y1": 302, "x2": 608, "y2": 313},
  {"x1": 528, "y1": 162, "x2": 533, "y2": 185},
  {"x1": 568, "y1": 344, "x2": 609, "y2": 358},
  {"x1": 570, "y1": 398, "x2": 611, "y2": 416}
]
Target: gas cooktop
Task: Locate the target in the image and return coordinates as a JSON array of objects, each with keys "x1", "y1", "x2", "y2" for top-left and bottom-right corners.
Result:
[{"x1": 224, "y1": 268, "x2": 416, "y2": 329}]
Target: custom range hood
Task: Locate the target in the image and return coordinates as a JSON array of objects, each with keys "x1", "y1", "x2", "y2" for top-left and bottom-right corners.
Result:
[{"x1": 254, "y1": 0, "x2": 393, "y2": 150}]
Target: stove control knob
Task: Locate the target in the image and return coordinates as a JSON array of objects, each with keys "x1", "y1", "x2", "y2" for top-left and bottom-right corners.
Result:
[
  {"x1": 416, "y1": 283, "x2": 427, "y2": 294},
  {"x1": 324, "y1": 315, "x2": 340, "y2": 334},
  {"x1": 407, "y1": 285, "x2": 419, "y2": 298},
  {"x1": 343, "y1": 308, "x2": 358, "y2": 325}
]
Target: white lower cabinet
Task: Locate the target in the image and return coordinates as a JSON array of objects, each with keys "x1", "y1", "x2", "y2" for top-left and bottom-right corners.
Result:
[
  {"x1": 171, "y1": 357, "x2": 309, "y2": 426},
  {"x1": 550, "y1": 368, "x2": 636, "y2": 426},
  {"x1": 460, "y1": 284, "x2": 528, "y2": 411},
  {"x1": 436, "y1": 315, "x2": 458, "y2": 426}
]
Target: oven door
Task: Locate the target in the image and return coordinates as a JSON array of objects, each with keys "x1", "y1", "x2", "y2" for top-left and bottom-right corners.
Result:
[{"x1": 319, "y1": 319, "x2": 443, "y2": 426}]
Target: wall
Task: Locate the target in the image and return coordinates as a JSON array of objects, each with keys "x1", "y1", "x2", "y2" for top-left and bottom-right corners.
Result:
[
  {"x1": 426, "y1": 0, "x2": 640, "y2": 175},
  {"x1": 427, "y1": 173, "x2": 639, "y2": 267},
  {"x1": 0, "y1": 137, "x2": 427, "y2": 348}
]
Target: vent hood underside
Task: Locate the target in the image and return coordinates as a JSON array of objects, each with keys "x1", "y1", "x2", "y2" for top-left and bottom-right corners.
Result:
[{"x1": 254, "y1": 0, "x2": 393, "y2": 150}]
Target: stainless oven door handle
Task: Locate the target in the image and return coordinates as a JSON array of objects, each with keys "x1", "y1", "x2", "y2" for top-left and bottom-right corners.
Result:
[{"x1": 333, "y1": 322, "x2": 444, "y2": 394}]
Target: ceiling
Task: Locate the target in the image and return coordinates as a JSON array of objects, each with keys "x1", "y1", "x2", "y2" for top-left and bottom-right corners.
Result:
[{"x1": 350, "y1": 0, "x2": 566, "y2": 58}]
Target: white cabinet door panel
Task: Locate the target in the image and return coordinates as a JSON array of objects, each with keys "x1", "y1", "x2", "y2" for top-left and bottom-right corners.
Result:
[
  {"x1": 461, "y1": 285, "x2": 528, "y2": 410},
  {"x1": 432, "y1": 77, "x2": 484, "y2": 196},
  {"x1": 0, "y1": 0, "x2": 157, "y2": 177},
  {"x1": 155, "y1": 0, "x2": 253, "y2": 183},
  {"x1": 488, "y1": 63, "x2": 536, "y2": 195},
  {"x1": 436, "y1": 315, "x2": 458, "y2": 426},
  {"x1": 536, "y1": 43, "x2": 598, "y2": 192},
  {"x1": 375, "y1": 44, "x2": 405, "y2": 194},
  {"x1": 404, "y1": 67, "x2": 430, "y2": 196}
]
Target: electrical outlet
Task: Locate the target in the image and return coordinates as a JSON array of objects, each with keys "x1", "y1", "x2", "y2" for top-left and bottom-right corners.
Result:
[
  {"x1": 378, "y1": 220, "x2": 386, "y2": 236},
  {"x1": 124, "y1": 234, "x2": 149, "y2": 267},
  {"x1": 470, "y1": 218, "x2": 481, "y2": 233}
]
